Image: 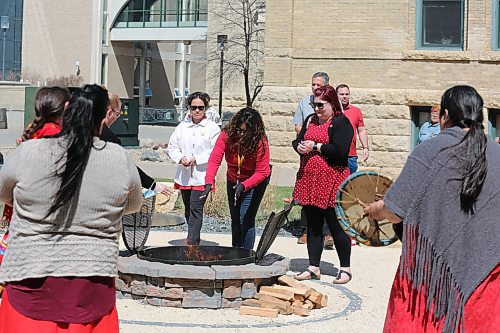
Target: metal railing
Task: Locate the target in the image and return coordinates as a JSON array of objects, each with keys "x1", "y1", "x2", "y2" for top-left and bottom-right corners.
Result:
[{"x1": 139, "y1": 107, "x2": 179, "y2": 125}]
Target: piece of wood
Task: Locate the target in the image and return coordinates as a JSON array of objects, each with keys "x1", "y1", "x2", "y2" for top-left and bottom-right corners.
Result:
[
  {"x1": 278, "y1": 275, "x2": 306, "y2": 289},
  {"x1": 290, "y1": 304, "x2": 310, "y2": 316},
  {"x1": 240, "y1": 305, "x2": 279, "y2": 318},
  {"x1": 257, "y1": 294, "x2": 292, "y2": 314},
  {"x1": 292, "y1": 300, "x2": 303, "y2": 307},
  {"x1": 320, "y1": 294, "x2": 328, "y2": 308},
  {"x1": 242, "y1": 299, "x2": 261, "y2": 308},
  {"x1": 271, "y1": 284, "x2": 313, "y2": 298},
  {"x1": 294, "y1": 294, "x2": 305, "y2": 302},
  {"x1": 308, "y1": 290, "x2": 323, "y2": 305},
  {"x1": 259, "y1": 286, "x2": 294, "y2": 301},
  {"x1": 302, "y1": 302, "x2": 314, "y2": 310}
]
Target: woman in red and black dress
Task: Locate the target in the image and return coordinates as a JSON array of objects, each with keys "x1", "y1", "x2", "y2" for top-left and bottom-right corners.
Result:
[{"x1": 293, "y1": 85, "x2": 354, "y2": 284}]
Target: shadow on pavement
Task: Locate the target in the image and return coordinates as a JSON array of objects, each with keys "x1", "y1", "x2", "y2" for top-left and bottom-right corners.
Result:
[{"x1": 290, "y1": 258, "x2": 340, "y2": 277}]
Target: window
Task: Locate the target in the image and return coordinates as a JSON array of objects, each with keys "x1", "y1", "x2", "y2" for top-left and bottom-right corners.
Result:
[
  {"x1": 100, "y1": 54, "x2": 108, "y2": 85},
  {"x1": 184, "y1": 61, "x2": 190, "y2": 91},
  {"x1": 494, "y1": 0, "x2": 500, "y2": 49},
  {"x1": 101, "y1": 0, "x2": 109, "y2": 45},
  {"x1": 416, "y1": 0, "x2": 464, "y2": 49},
  {"x1": 133, "y1": 57, "x2": 141, "y2": 97},
  {"x1": 411, "y1": 106, "x2": 435, "y2": 149},
  {"x1": 488, "y1": 109, "x2": 500, "y2": 143}
]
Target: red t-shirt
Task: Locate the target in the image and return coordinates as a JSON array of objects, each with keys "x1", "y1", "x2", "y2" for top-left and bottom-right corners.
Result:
[
  {"x1": 205, "y1": 131, "x2": 271, "y2": 190},
  {"x1": 344, "y1": 105, "x2": 365, "y2": 157}
]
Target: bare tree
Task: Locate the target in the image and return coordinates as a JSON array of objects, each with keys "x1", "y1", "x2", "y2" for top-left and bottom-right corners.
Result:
[{"x1": 210, "y1": 0, "x2": 265, "y2": 107}]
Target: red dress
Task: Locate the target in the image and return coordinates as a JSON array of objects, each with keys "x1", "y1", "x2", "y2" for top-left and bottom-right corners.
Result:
[
  {"x1": 293, "y1": 117, "x2": 350, "y2": 209},
  {"x1": 384, "y1": 265, "x2": 500, "y2": 332}
]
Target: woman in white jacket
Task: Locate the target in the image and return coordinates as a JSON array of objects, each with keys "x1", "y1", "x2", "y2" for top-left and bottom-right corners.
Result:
[{"x1": 167, "y1": 92, "x2": 221, "y2": 245}]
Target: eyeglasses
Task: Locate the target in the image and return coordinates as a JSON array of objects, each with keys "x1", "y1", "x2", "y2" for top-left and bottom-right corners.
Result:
[
  {"x1": 112, "y1": 109, "x2": 121, "y2": 118},
  {"x1": 190, "y1": 105, "x2": 206, "y2": 111},
  {"x1": 309, "y1": 102, "x2": 327, "y2": 110},
  {"x1": 235, "y1": 128, "x2": 247, "y2": 133}
]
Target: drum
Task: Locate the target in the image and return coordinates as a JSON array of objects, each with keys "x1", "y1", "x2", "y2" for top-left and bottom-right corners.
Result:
[{"x1": 335, "y1": 170, "x2": 398, "y2": 246}]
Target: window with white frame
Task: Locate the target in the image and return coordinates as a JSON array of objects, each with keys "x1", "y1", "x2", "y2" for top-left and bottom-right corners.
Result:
[{"x1": 417, "y1": 0, "x2": 464, "y2": 49}]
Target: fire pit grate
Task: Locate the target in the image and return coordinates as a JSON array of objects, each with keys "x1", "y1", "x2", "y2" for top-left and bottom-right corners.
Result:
[{"x1": 122, "y1": 196, "x2": 155, "y2": 253}]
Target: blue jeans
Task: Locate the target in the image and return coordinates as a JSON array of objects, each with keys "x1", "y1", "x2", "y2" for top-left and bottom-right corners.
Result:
[
  {"x1": 347, "y1": 156, "x2": 358, "y2": 174},
  {"x1": 227, "y1": 177, "x2": 270, "y2": 249}
]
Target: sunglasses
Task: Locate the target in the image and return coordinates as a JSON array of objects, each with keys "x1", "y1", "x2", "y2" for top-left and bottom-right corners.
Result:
[
  {"x1": 309, "y1": 102, "x2": 328, "y2": 110},
  {"x1": 235, "y1": 128, "x2": 247, "y2": 133},
  {"x1": 190, "y1": 105, "x2": 206, "y2": 111}
]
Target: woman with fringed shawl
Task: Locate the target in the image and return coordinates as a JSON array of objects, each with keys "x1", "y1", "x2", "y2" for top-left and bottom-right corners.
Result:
[{"x1": 366, "y1": 85, "x2": 499, "y2": 332}]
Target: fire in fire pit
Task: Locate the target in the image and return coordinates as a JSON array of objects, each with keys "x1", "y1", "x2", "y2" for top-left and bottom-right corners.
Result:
[{"x1": 125, "y1": 201, "x2": 296, "y2": 266}]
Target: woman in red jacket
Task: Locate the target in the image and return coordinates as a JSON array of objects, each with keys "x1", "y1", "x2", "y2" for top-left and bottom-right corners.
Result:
[{"x1": 203, "y1": 108, "x2": 271, "y2": 249}]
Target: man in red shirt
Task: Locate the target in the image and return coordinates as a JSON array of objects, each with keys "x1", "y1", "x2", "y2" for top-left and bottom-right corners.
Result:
[{"x1": 336, "y1": 84, "x2": 369, "y2": 173}]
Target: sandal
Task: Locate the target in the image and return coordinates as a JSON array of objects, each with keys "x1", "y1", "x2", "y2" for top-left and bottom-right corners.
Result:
[
  {"x1": 332, "y1": 269, "x2": 352, "y2": 284},
  {"x1": 294, "y1": 268, "x2": 321, "y2": 281}
]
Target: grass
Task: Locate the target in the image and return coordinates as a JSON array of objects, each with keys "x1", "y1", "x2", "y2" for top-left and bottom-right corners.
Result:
[{"x1": 159, "y1": 175, "x2": 301, "y2": 226}]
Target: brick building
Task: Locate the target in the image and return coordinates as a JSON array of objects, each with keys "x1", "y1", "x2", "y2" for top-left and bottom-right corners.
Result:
[{"x1": 210, "y1": 0, "x2": 500, "y2": 177}]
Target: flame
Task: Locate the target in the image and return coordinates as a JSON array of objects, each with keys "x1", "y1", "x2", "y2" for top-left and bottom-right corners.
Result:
[{"x1": 184, "y1": 243, "x2": 223, "y2": 262}]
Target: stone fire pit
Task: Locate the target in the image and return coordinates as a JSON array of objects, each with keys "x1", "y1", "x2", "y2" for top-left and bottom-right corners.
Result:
[{"x1": 116, "y1": 251, "x2": 290, "y2": 309}]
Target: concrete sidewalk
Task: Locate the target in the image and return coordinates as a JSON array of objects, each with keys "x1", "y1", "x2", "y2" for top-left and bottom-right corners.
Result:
[{"x1": 118, "y1": 230, "x2": 401, "y2": 333}]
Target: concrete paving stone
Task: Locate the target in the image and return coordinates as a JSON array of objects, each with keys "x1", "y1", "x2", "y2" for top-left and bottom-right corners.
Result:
[
  {"x1": 130, "y1": 280, "x2": 147, "y2": 296},
  {"x1": 240, "y1": 281, "x2": 257, "y2": 299},
  {"x1": 164, "y1": 287, "x2": 184, "y2": 299},
  {"x1": 171, "y1": 278, "x2": 217, "y2": 288},
  {"x1": 182, "y1": 288, "x2": 222, "y2": 309},
  {"x1": 115, "y1": 278, "x2": 129, "y2": 292},
  {"x1": 146, "y1": 297, "x2": 162, "y2": 306},
  {"x1": 164, "y1": 278, "x2": 183, "y2": 288},
  {"x1": 147, "y1": 276, "x2": 165, "y2": 287},
  {"x1": 222, "y1": 298, "x2": 243, "y2": 308},
  {"x1": 157, "y1": 264, "x2": 216, "y2": 279},
  {"x1": 161, "y1": 299, "x2": 182, "y2": 307},
  {"x1": 145, "y1": 285, "x2": 169, "y2": 298},
  {"x1": 212, "y1": 262, "x2": 288, "y2": 279}
]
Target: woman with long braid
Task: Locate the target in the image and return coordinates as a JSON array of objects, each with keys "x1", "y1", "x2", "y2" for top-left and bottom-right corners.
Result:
[
  {"x1": 0, "y1": 86, "x2": 70, "y2": 267},
  {"x1": 0, "y1": 84, "x2": 143, "y2": 332},
  {"x1": 365, "y1": 85, "x2": 500, "y2": 333}
]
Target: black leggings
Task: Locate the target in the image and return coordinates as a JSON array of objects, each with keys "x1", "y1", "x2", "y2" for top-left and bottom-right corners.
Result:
[{"x1": 303, "y1": 205, "x2": 351, "y2": 268}]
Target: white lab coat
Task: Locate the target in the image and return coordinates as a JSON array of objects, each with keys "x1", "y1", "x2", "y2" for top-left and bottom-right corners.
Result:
[{"x1": 166, "y1": 117, "x2": 221, "y2": 186}]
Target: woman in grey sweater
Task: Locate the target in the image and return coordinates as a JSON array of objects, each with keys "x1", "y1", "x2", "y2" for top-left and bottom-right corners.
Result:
[{"x1": 0, "y1": 84, "x2": 143, "y2": 332}]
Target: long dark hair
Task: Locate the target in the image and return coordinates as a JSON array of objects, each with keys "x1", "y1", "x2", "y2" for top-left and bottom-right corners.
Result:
[
  {"x1": 224, "y1": 107, "x2": 267, "y2": 157},
  {"x1": 313, "y1": 85, "x2": 343, "y2": 117},
  {"x1": 46, "y1": 84, "x2": 109, "y2": 217},
  {"x1": 21, "y1": 86, "x2": 70, "y2": 141},
  {"x1": 440, "y1": 85, "x2": 487, "y2": 214}
]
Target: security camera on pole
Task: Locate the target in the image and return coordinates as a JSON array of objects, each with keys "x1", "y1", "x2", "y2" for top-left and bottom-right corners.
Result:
[{"x1": 217, "y1": 34, "x2": 227, "y2": 118}]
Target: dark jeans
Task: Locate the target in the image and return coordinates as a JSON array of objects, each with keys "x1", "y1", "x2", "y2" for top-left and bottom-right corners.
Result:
[
  {"x1": 300, "y1": 207, "x2": 330, "y2": 236},
  {"x1": 347, "y1": 156, "x2": 358, "y2": 174},
  {"x1": 227, "y1": 178, "x2": 269, "y2": 249},
  {"x1": 303, "y1": 205, "x2": 351, "y2": 268},
  {"x1": 180, "y1": 189, "x2": 207, "y2": 245}
]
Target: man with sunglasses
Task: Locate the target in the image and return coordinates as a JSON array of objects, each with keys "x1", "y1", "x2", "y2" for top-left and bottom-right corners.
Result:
[
  {"x1": 292, "y1": 72, "x2": 334, "y2": 249},
  {"x1": 336, "y1": 84, "x2": 369, "y2": 174}
]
